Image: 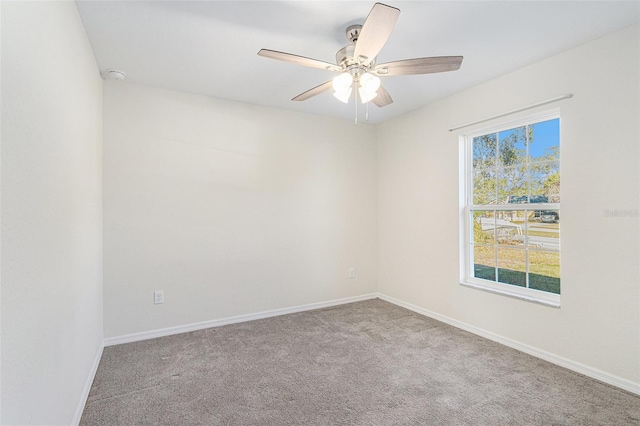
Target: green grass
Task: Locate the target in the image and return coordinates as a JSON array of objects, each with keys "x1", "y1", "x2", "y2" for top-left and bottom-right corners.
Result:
[
  {"x1": 529, "y1": 273, "x2": 560, "y2": 294},
  {"x1": 474, "y1": 264, "x2": 560, "y2": 294},
  {"x1": 473, "y1": 245, "x2": 560, "y2": 294},
  {"x1": 527, "y1": 230, "x2": 559, "y2": 238}
]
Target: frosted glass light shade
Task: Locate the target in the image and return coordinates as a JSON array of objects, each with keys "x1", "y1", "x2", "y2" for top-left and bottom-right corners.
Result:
[
  {"x1": 360, "y1": 73, "x2": 380, "y2": 93},
  {"x1": 332, "y1": 73, "x2": 353, "y2": 92},
  {"x1": 334, "y1": 87, "x2": 352, "y2": 103},
  {"x1": 358, "y1": 73, "x2": 381, "y2": 103},
  {"x1": 332, "y1": 72, "x2": 353, "y2": 103},
  {"x1": 358, "y1": 87, "x2": 378, "y2": 103}
]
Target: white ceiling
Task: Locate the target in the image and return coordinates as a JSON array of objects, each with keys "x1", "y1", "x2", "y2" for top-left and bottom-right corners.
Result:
[{"x1": 76, "y1": 1, "x2": 639, "y2": 124}]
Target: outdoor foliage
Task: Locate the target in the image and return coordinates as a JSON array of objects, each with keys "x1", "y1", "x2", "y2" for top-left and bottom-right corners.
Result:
[
  {"x1": 473, "y1": 245, "x2": 560, "y2": 294},
  {"x1": 471, "y1": 118, "x2": 560, "y2": 295},
  {"x1": 472, "y1": 122, "x2": 560, "y2": 205}
]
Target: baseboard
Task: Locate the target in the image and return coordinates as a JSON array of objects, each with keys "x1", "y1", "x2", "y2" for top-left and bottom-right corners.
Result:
[
  {"x1": 377, "y1": 293, "x2": 640, "y2": 396},
  {"x1": 102, "y1": 292, "x2": 639, "y2": 396},
  {"x1": 104, "y1": 293, "x2": 379, "y2": 347},
  {"x1": 72, "y1": 342, "x2": 104, "y2": 426}
]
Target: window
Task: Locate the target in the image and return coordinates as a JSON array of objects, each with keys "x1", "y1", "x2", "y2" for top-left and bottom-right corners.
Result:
[{"x1": 461, "y1": 111, "x2": 560, "y2": 306}]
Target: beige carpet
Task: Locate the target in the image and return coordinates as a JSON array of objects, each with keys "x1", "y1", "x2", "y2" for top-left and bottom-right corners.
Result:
[{"x1": 81, "y1": 299, "x2": 640, "y2": 425}]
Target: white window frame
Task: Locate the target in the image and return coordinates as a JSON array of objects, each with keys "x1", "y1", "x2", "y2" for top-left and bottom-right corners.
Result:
[{"x1": 459, "y1": 109, "x2": 561, "y2": 307}]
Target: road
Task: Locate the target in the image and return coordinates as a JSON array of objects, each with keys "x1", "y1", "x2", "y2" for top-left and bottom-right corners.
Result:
[{"x1": 527, "y1": 235, "x2": 560, "y2": 250}]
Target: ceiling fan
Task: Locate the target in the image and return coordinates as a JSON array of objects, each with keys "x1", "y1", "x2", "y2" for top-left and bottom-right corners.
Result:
[{"x1": 258, "y1": 2, "x2": 463, "y2": 110}]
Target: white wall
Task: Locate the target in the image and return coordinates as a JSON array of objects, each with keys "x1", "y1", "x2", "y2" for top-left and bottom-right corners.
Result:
[
  {"x1": 103, "y1": 83, "x2": 377, "y2": 338},
  {"x1": 1, "y1": 1, "x2": 103, "y2": 424},
  {"x1": 1, "y1": 3, "x2": 635, "y2": 420},
  {"x1": 377, "y1": 25, "x2": 639, "y2": 386}
]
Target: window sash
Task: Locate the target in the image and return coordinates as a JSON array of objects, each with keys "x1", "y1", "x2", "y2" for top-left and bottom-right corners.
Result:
[
  {"x1": 461, "y1": 110, "x2": 561, "y2": 306},
  {"x1": 468, "y1": 203, "x2": 559, "y2": 211}
]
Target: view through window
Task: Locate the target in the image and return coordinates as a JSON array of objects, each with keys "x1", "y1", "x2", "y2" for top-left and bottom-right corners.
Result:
[{"x1": 463, "y1": 113, "x2": 560, "y2": 303}]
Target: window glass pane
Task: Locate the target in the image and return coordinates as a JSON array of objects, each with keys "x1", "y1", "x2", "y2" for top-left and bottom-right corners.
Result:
[
  {"x1": 473, "y1": 169, "x2": 497, "y2": 204},
  {"x1": 497, "y1": 248, "x2": 526, "y2": 287},
  {"x1": 499, "y1": 166, "x2": 528, "y2": 204},
  {"x1": 529, "y1": 251, "x2": 561, "y2": 294},
  {"x1": 472, "y1": 211, "x2": 496, "y2": 244},
  {"x1": 473, "y1": 245, "x2": 496, "y2": 281},
  {"x1": 498, "y1": 126, "x2": 526, "y2": 167},
  {"x1": 466, "y1": 115, "x2": 560, "y2": 298},
  {"x1": 494, "y1": 210, "x2": 525, "y2": 247},
  {"x1": 473, "y1": 134, "x2": 497, "y2": 169},
  {"x1": 529, "y1": 119, "x2": 559, "y2": 162},
  {"x1": 529, "y1": 162, "x2": 560, "y2": 203},
  {"x1": 527, "y1": 210, "x2": 559, "y2": 250}
]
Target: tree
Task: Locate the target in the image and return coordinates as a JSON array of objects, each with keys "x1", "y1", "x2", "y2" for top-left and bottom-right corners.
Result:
[{"x1": 472, "y1": 124, "x2": 559, "y2": 205}]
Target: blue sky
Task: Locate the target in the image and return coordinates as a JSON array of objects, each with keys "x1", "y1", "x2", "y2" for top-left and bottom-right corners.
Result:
[
  {"x1": 498, "y1": 118, "x2": 559, "y2": 160},
  {"x1": 529, "y1": 119, "x2": 559, "y2": 159}
]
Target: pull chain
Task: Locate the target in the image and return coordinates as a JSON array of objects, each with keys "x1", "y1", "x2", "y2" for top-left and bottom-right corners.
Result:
[
  {"x1": 365, "y1": 100, "x2": 369, "y2": 121},
  {"x1": 354, "y1": 80, "x2": 358, "y2": 126}
]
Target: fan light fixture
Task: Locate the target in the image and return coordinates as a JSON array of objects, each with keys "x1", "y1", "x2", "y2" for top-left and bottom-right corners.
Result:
[
  {"x1": 332, "y1": 72, "x2": 380, "y2": 104},
  {"x1": 258, "y1": 3, "x2": 464, "y2": 124},
  {"x1": 332, "y1": 72, "x2": 353, "y2": 103},
  {"x1": 334, "y1": 88, "x2": 353, "y2": 103},
  {"x1": 359, "y1": 73, "x2": 380, "y2": 103}
]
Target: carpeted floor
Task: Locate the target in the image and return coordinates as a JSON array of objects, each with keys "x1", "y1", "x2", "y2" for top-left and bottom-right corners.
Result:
[{"x1": 81, "y1": 299, "x2": 640, "y2": 425}]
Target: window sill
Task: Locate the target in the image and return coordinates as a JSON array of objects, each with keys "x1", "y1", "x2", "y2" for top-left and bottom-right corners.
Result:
[{"x1": 460, "y1": 281, "x2": 561, "y2": 308}]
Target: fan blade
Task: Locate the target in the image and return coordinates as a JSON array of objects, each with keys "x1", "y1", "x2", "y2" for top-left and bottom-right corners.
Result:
[
  {"x1": 353, "y1": 3, "x2": 400, "y2": 67},
  {"x1": 372, "y1": 85, "x2": 393, "y2": 107},
  {"x1": 258, "y1": 49, "x2": 341, "y2": 72},
  {"x1": 374, "y1": 56, "x2": 463, "y2": 76},
  {"x1": 292, "y1": 81, "x2": 333, "y2": 101}
]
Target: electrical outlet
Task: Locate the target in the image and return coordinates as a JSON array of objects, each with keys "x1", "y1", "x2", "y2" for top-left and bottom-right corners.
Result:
[
  {"x1": 154, "y1": 290, "x2": 164, "y2": 304},
  {"x1": 349, "y1": 268, "x2": 356, "y2": 279}
]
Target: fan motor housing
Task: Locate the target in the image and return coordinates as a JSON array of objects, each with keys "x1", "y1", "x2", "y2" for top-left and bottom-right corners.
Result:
[
  {"x1": 337, "y1": 25, "x2": 377, "y2": 69},
  {"x1": 336, "y1": 44, "x2": 356, "y2": 67},
  {"x1": 336, "y1": 44, "x2": 376, "y2": 69}
]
